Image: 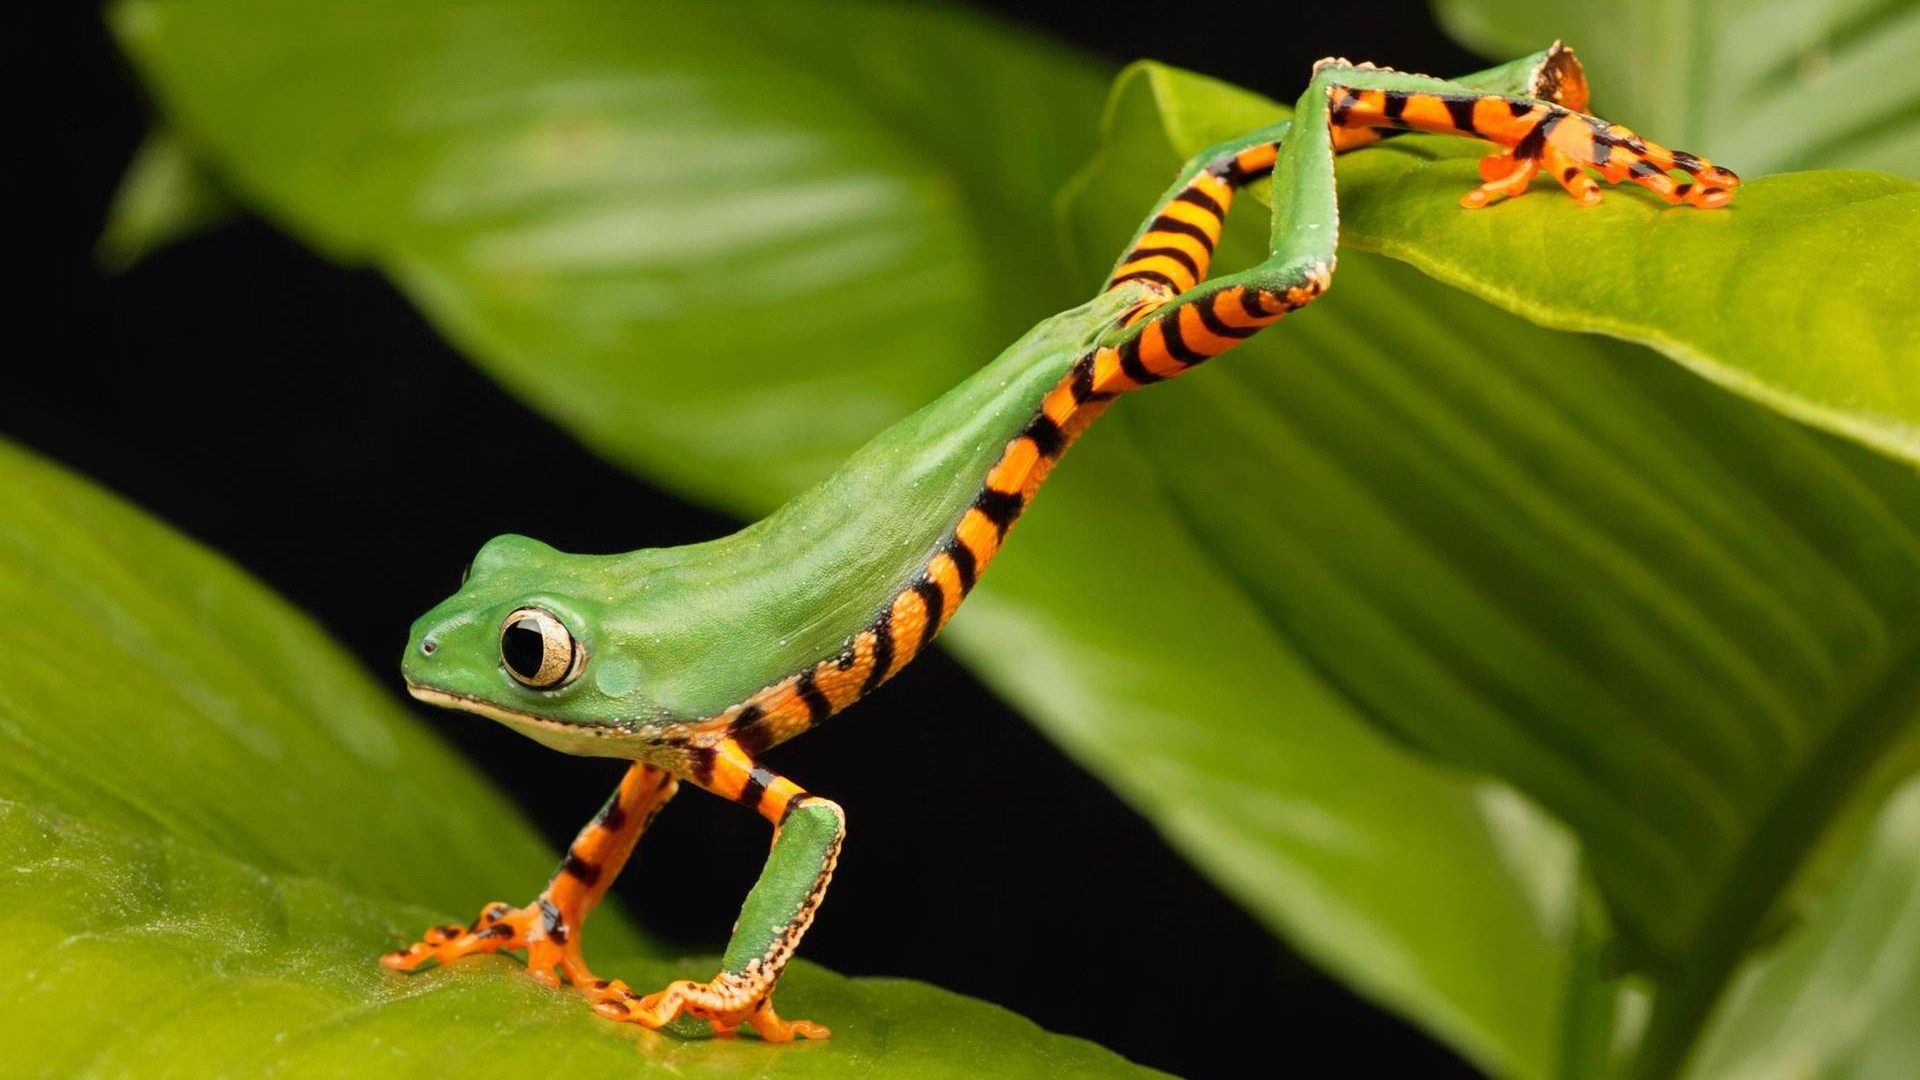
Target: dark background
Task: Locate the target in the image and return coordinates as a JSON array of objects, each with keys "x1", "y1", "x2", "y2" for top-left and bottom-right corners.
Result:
[{"x1": 26, "y1": 4, "x2": 1485, "y2": 1077}]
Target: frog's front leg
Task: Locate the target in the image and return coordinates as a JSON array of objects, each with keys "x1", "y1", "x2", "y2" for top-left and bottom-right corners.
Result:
[
  {"x1": 383, "y1": 762, "x2": 677, "y2": 988},
  {"x1": 588, "y1": 736, "x2": 841, "y2": 1041}
]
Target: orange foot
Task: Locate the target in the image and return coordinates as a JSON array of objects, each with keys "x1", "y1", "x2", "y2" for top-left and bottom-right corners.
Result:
[
  {"x1": 587, "y1": 976, "x2": 830, "y2": 1042},
  {"x1": 382, "y1": 899, "x2": 595, "y2": 989},
  {"x1": 1463, "y1": 114, "x2": 1740, "y2": 210}
]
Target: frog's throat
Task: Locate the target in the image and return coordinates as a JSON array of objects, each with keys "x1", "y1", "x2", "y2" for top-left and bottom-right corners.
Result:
[{"x1": 405, "y1": 682, "x2": 645, "y2": 757}]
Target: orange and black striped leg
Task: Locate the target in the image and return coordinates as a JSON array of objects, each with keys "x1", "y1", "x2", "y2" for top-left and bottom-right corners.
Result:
[
  {"x1": 1320, "y1": 61, "x2": 1739, "y2": 209},
  {"x1": 382, "y1": 763, "x2": 677, "y2": 989},
  {"x1": 588, "y1": 739, "x2": 839, "y2": 1042},
  {"x1": 1100, "y1": 44, "x2": 1596, "y2": 310}
]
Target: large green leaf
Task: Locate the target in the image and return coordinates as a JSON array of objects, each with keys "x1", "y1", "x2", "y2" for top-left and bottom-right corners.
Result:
[
  {"x1": 1338, "y1": 153, "x2": 1918, "y2": 466},
  {"x1": 1080, "y1": 64, "x2": 1920, "y2": 1078},
  {"x1": 0, "y1": 438, "x2": 1160, "y2": 1078},
  {"x1": 1435, "y1": 0, "x2": 1920, "y2": 178},
  {"x1": 111, "y1": 0, "x2": 1109, "y2": 511},
  {"x1": 1435, "y1": 0, "x2": 1920, "y2": 464}
]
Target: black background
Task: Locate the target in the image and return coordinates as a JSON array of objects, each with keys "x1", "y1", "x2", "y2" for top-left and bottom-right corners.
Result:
[{"x1": 28, "y1": 4, "x2": 1487, "y2": 1077}]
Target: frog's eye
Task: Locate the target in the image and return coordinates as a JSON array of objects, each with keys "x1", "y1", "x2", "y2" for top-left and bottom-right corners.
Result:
[{"x1": 499, "y1": 607, "x2": 584, "y2": 690}]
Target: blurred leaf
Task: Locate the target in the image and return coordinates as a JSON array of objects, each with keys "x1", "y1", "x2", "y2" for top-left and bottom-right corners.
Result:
[
  {"x1": 97, "y1": 129, "x2": 234, "y2": 269},
  {"x1": 110, "y1": 0, "x2": 1110, "y2": 510},
  {"x1": 1082, "y1": 63, "x2": 1920, "y2": 1077},
  {"x1": 1681, "y1": 776, "x2": 1920, "y2": 1080},
  {"x1": 0, "y1": 439, "x2": 1163, "y2": 1078},
  {"x1": 1435, "y1": 0, "x2": 1920, "y2": 177}
]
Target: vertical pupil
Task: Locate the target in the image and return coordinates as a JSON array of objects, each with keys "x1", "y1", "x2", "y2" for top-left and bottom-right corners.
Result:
[{"x1": 502, "y1": 618, "x2": 550, "y2": 680}]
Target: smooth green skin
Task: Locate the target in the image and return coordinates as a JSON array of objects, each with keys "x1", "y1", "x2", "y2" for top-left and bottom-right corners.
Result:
[
  {"x1": 402, "y1": 285, "x2": 1146, "y2": 742},
  {"x1": 722, "y1": 801, "x2": 845, "y2": 973}
]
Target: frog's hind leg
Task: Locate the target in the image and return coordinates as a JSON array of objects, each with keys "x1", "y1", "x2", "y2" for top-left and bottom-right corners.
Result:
[
  {"x1": 1091, "y1": 43, "x2": 1612, "y2": 389},
  {"x1": 1102, "y1": 43, "x2": 1596, "y2": 313},
  {"x1": 382, "y1": 762, "x2": 677, "y2": 988},
  {"x1": 1320, "y1": 60, "x2": 1740, "y2": 208},
  {"x1": 588, "y1": 737, "x2": 839, "y2": 1042}
]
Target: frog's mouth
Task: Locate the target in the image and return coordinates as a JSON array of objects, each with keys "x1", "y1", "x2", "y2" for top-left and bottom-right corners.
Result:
[{"x1": 405, "y1": 682, "x2": 640, "y2": 758}]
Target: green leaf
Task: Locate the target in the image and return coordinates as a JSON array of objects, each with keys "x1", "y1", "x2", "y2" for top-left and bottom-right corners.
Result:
[
  {"x1": 1681, "y1": 776, "x2": 1920, "y2": 1080},
  {"x1": 97, "y1": 129, "x2": 235, "y2": 270},
  {"x1": 1434, "y1": 0, "x2": 1920, "y2": 178},
  {"x1": 1334, "y1": 148, "x2": 1919, "y2": 466},
  {"x1": 1080, "y1": 63, "x2": 1920, "y2": 1077},
  {"x1": 110, "y1": 0, "x2": 1110, "y2": 511},
  {"x1": 0, "y1": 438, "x2": 1160, "y2": 1078}
]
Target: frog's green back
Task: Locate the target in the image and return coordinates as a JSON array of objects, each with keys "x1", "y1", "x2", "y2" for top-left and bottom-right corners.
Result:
[
  {"x1": 626, "y1": 287, "x2": 1141, "y2": 715},
  {"x1": 404, "y1": 284, "x2": 1147, "y2": 742}
]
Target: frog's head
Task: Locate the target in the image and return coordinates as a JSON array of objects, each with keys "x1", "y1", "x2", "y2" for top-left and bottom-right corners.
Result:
[{"x1": 401, "y1": 533, "x2": 662, "y2": 755}]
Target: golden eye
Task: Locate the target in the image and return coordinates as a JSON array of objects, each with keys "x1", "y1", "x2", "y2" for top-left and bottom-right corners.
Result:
[{"x1": 499, "y1": 607, "x2": 583, "y2": 690}]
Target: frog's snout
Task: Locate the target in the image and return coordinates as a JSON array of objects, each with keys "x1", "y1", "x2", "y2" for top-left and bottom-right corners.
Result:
[{"x1": 401, "y1": 610, "x2": 451, "y2": 687}]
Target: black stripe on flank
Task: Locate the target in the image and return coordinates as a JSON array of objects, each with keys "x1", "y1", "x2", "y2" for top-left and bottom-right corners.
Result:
[
  {"x1": 685, "y1": 745, "x2": 717, "y2": 786},
  {"x1": 1123, "y1": 245, "x2": 1201, "y2": 279},
  {"x1": 738, "y1": 765, "x2": 776, "y2": 809},
  {"x1": 1507, "y1": 98, "x2": 1534, "y2": 119},
  {"x1": 795, "y1": 668, "x2": 832, "y2": 725},
  {"x1": 1147, "y1": 214, "x2": 1216, "y2": 253},
  {"x1": 1239, "y1": 289, "x2": 1273, "y2": 319},
  {"x1": 1024, "y1": 413, "x2": 1066, "y2": 458},
  {"x1": 728, "y1": 702, "x2": 773, "y2": 752},
  {"x1": 1513, "y1": 110, "x2": 1565, "y2": 160},
  {"x1": 1159, "y1": 311, "x2": 1206, "y2": 365},
  {"x1": 1172, "y1": 185, "x2": 1226, "y2": 219},
  {"x1": 861, "y1": 610, "x2": 895, "y2": 695},
  {"x1": 727, "y1": 702, "x2": 764, "y2": 735},
  {"x1": 1198, "y1": 295, "x2": 1260, "y2": 339},
  {"x1": 1382, "y1": 91, "x2": 1408, "y2": 121},
  {"x1": 974, "y1": 487, "x2": 1025, "y2": 537},
  {"x1": 946, "y1": 538, "x2": 979, "y2": 593},
  {"x1": 562, "y1": 850, "x2": 601, "y2": 887},
  {"x1": 1443, "y1": 96, "x2": 1478, "y2": 134},
  {"x1": 912, "y1": 579, "x2": 946, "y2": 651},
  {"x1": 1118, "y1": 333, "x2": 1162, "y2": 385}
]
